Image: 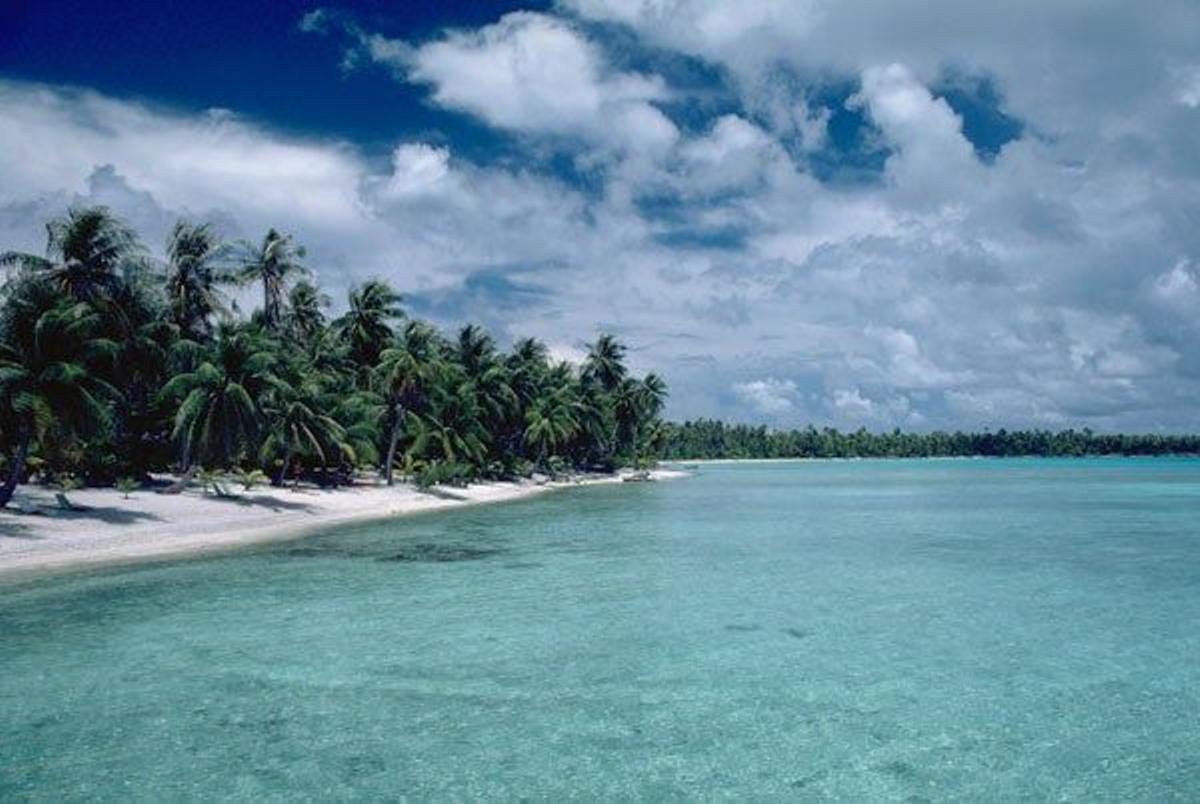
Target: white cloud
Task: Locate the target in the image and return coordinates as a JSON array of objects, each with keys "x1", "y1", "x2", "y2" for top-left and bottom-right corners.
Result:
[
  {"x1": 1172, "y1": 65, "x2": 1200, "y2": 108},
  {"x1": 846, "y1": 63, "x2": 988, "y2": 211},
  {"x1": 359, "y1": 12, "x2": 678, "y2": 154},
  {"x1": 732, "y1": 378, "x2": 798, "y2": 415},
  {"x1": 831, "y1": 387, "x2": 873, "y2": 417},
  {"x1": 378, "y1": 144, "x2": 452, "y2": 199},
  {"x1": 7, "y1": 0, "x2": 1200, "y2": 431}
]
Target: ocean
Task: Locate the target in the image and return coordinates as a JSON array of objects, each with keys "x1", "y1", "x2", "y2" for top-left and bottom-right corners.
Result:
[{"x1": 2, "y1": 458, "x2": 1198, "y2": 798}]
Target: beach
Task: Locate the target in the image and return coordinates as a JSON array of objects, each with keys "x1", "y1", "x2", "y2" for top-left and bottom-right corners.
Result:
[{"x1": 0, "y1": 469, "x2": 686, "y2": 582}]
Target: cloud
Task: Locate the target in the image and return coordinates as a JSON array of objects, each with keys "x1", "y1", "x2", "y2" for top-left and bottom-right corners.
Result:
[
  {"x1": 5, "y1": 0, "x2": 1200, "y2": 432},
  {"x1": 733, "y1": 378, "x2": 798, "y2": 415},
  {"x1": 309, "y1": 10, "x2": 678, "y2": 154},
  {"x1": 830, "y1": 387, "x2": 873, "y2": 417}
]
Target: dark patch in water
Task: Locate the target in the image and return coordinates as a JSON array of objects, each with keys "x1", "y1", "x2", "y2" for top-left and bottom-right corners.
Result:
[
  {"x1": 378, "y1": 542, "x2": 505, "y2": 563},
  {"x1": 502, "y1": 561, "x2": 543, "y2": 570},
  {"x1": 877, "y1": 760, "x2": 918, "y2": 780},
  {"x1": 724, "y1": 624, "x2": 761, "y2": 633},
  {"x1": 286, "y1": 547, "x2": 333, "y2": 558},
  {"x1": 790, "y1": 770, "x2": 827, "y2": 789},
  {"x1": 783, "y1": 627, "x2": 810, "y2": 640}
]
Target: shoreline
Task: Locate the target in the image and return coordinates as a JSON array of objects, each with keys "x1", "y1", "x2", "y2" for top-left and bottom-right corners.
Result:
[
  {"x1": 0, "y1": 469, "x2": 686, "y2": 585},
  {"x1": 667, "y1": 454, "x2": 1200, "y2": 464}
]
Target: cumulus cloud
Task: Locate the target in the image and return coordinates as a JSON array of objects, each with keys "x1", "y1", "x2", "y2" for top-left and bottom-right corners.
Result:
[
  {"x1": 308, "y1": 10, "x2": 677, "y2": 155},
  {"x1": 733, "y1": 378, "x2": 799, "y2": 415},
  {"x1": 5, "y1": 0, "x2": 1200, "y2": 431}
]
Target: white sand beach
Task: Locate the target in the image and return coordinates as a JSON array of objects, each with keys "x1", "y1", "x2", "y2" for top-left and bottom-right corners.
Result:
[{"x1": 0, "y1": 469, "x2": 687, "y2": 582}]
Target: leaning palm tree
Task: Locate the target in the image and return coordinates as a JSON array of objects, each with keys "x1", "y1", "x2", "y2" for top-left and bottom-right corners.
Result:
[
  {"x1": 0, "y1": 279, "x2": 119, "y2": 507},
  {"x1": 165, "y1": 221, "x2": 232, "y2": 340},
  {"x1": 235, "y1": 229, "x2": 308, "y2": 330},
  {"x1": 159, "y1": 324, "x2": 277, "y2": 470},
  {"x1": 1, "y1": 206, "x2": 143, "y2": 303},
  {"x1": 334, "y1": 279, "x2": 405, "y2": 372}
]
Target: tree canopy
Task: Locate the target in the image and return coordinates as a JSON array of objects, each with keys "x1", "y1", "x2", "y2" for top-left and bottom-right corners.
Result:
[{"x1": 0, "y1": 207, "x2": 669, "y2": 505}]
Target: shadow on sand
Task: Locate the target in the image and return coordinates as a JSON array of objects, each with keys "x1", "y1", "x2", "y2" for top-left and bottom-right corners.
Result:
[
  {"x1": 50, "y1": 505, "x2": 164, "y2": 525},
  {"x1": 0, "y1": 514, "x2": 40, "y2": 540},
  {"x1": 204, "y1": 493, "x2": 317, "y2": 514}
]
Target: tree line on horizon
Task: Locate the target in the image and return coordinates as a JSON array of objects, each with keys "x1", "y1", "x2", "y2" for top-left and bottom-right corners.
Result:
[
  {"x1": 0, "y1": 207, "x2": 668, "y2": 507},
  {"x1": 662, "y1": 419, "x2": 1200, "y2": 460}
]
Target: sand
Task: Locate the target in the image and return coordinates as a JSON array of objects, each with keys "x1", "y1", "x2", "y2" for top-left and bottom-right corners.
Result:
[{"x1": 0, "y1": 469, "x2": 687, "y2": 583}]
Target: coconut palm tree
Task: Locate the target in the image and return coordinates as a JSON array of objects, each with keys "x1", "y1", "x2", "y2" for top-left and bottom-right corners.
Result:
[
  {"x1": 420, "y1": 366, "x2": 489, "y2": 469},
  {"x1": 285, "y1": 280, "x2": 330, "y2": 345},
  {"x1": 164, "y1": 221, "x2": 231, "y2": 340},
  {"x1": 583, "y1": 333, "x2": 627, "y2": 393},
  {"x1": 523, "y1": 387, "x2": 578, "y2": 470},
  {"x1": 159, "y1": 324, "x2": 277, "y2": 470},
  {"x1": 1, "y1": 206, "x2": 144, "y2": 303},
  {"x1": 259, "y1": 376, "x2": 352, "y2": 486},
  {"x1": 457, "y1": 324, "x2": 495, "y2": 377},
  {"x1": 235, "y1": 229, "x2": 308, "y2": 330},
  {"x1": 637, "y1": 372, "x2": 668, "y2": 420},
  {"x1": 0, "y1": 279, "x2": 119, "y2": 507},
  {"x1": 334, "y1": 279, "x2": 404, "y2": 372},
  {"x1": 374, "y1": 321, "x2": 440, "y2": 485}
]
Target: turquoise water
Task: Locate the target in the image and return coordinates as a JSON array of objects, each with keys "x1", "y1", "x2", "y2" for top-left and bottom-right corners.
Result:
[{"x1": 2, "y1": 459, "x2": 1200, "y2": 799}]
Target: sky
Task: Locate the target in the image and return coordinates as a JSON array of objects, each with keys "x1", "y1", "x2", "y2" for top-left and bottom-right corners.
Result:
[{"x1": 2, "y1": 1, "x2": 1199, "y2": 431}]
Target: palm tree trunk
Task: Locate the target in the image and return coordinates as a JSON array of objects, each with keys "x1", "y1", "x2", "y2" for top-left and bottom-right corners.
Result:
[
  {"x1": 263, "y1": 275, "x2": 274, "y2": 328},
  {"x1": 275, "y1": 448, "x2": 293, "y2": 487},
  {"x1": 0, "y1": 421, "x2": 32, "y2": 509},
  {"x1": 383, "y1": 403, "x2": 405, "y2": 485},
  {"x1": 384, "y1": 423, "x2": 400, "y2": 486}
]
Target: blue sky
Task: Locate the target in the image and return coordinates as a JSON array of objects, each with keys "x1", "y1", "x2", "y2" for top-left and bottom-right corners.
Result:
[{"x1": 2, "y1": 1, "x2": 1200, "y2": 430}]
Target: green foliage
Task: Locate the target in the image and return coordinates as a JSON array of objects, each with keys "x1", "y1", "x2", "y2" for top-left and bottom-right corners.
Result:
[
  {"x1": 56, "y1": 473, "x2": 83, "y2": 493},
  {"x1": 198, "y1": 469, "x2": 235, "y2": 498},
  {"x1": 116, "y1": 477, "x2": 139, "y2": 498},
  {"x1": 661, "y1": 421, "x2": 1200, "y2": 459},
  {"x1": 0, "y1": 207, "x2": 669, "y2": 499},
  {"x1": 233, "y1": 468, "x2": 268, "y2": 492}
]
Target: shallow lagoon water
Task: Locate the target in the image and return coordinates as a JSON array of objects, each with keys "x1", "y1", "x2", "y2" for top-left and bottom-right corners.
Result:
[{"x1": 2, "y1": 458, "x2": 1200, "y2": 799}]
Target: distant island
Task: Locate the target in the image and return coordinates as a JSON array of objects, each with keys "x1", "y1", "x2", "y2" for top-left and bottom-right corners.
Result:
[
  {"x1": 663, "y1": 420, "x2": 1200, "y2": 460},
  {"x1": 0, "y1": 207, "x2": 667, "y2": 509}
]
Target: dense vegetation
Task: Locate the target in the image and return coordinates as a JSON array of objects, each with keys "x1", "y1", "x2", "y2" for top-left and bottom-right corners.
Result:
[
  {"x1": 0, "y1": 207, "x2": 668, "y2": 507},
  {"x1": 663, "y1": 420, "x2": 1200, "y2": 460}
]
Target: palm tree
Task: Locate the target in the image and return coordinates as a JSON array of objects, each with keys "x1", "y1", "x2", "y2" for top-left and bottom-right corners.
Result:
[
  {"x1": 583, "y1": 333, "x2": 627, "y2": 392},
  {"x1": 608, "y1": 372, "x2": 668, "y2": 464},
  {"x1": 420, "y1": 370, "x2": 489, "y2": 469},
  {"x1": 1, "y1": 206, "x2": 143, "y2": 303},
  {"x1": 523, "y1": 386, "x2": 578, "y2": 470},
  {"x1": 235, "y1": 229, "x2": 308, "y2": 330},
  {"x1": 164, "y1": 221, "x2": 231, "y2": 340},
  {"x1": 457, "y1": 324, "x2": 495, "y2": 377},
  {"x1": 285, "y1": 280, "x2": 330, "y2": 345},
  {"x1": 159, "y1": 324, "x2": 277, "y2": 470},
  {"x1": 0, "y1": 280, "x2": 119, "y2": 507},
  {"x1": 334, "y1": 279, "x2": 404, "y2": 371},
  {"x1": 259, "y1": 376, "x2": 351, "y2": 486},
  {"x1": 637, "y1": 372, "x2": 668, "y2": 420},
  {"x1": 374, "y1": 321, "x2": 440, "y2": 484}
]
